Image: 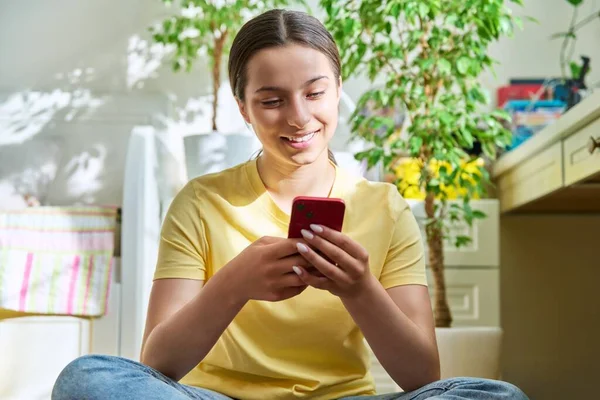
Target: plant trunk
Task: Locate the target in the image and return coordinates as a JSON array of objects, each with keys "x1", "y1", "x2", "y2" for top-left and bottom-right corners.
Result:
[
  {"x1": 211, "y1": 32, "x2": 227, "y2": 132},
  {"x1": 424, "y1": 192, "x2": 452, "y2": 328}
]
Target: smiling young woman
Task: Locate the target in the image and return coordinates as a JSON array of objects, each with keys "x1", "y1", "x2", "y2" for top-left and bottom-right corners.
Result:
[{"x1": 51, "y1": 9, "x2": 529, "y2": 400}]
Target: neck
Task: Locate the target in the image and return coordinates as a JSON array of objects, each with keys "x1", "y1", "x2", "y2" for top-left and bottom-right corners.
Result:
[{"x1": 257, "y1": 151, "x2": 335, "y2": 207}]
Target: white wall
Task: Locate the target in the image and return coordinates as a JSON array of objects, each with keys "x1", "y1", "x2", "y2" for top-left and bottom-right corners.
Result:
[{"x1": 1, "y1": 0, "x2": 599, "y2": 206}]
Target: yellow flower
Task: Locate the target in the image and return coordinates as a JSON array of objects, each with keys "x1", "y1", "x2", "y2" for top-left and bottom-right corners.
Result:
[{"x1": 393, "y1": 157, "x2": 485, "y2": 200}]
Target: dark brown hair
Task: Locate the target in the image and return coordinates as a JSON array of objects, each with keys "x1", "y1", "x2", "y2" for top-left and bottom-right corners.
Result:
[{"x1": 228, "y1": 9, "x2": 340, "y2": 164}]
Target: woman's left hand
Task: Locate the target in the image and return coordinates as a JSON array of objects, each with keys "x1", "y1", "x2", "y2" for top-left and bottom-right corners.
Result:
[{"x1": 293, "y1": 224, "x2": 375, "y2": 298}]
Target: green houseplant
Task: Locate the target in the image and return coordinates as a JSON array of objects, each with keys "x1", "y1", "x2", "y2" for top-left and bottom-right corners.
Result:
[
  {"x1": 152, "y1": 0, "x2": 306, "y2": 132},
  {"x1": 552, "y1": 0, "x2": 598, "y2": 81},
  {"x1": 321, "y1": 0, "x2": 520, "y2": 328},
  {"x1": 548, "y1": 0, "x2": 598, "y2": 109}
]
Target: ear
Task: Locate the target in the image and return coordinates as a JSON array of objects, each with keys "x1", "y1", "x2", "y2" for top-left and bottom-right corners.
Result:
[{"x1": 236, "y1": 98, "x2": 251, "y2": 124}]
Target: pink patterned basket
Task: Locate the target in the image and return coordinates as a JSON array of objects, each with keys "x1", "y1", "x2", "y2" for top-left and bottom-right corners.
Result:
[{"x1": 0, "y1": 206, "x2": 118, "y2": 317}]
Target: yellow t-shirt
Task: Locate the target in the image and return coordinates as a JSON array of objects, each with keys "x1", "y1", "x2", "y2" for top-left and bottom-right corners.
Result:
[{"x1": 154, "y1": 159, "x2": 427, "y2": 399}]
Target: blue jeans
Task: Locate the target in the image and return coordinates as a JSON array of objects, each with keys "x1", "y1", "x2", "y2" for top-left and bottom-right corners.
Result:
[{"x1": 52, "y1": 355, "x2": 528, "y2": 400}]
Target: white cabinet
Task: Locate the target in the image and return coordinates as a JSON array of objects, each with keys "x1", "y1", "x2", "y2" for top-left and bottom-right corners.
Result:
[
  {"x1": 426, "y1": 268, "x2": 500, "y2": 327},
  {"x1": 409, "y1": 199, "x2": 500, "y2": 268},
  {"x1": 408, "y1": 199, "x2": 501, "y2": 327}
]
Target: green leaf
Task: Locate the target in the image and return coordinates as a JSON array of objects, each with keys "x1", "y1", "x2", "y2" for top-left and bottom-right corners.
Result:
[
  {"x1": 499, "y1": 16, "x2": 513, "y2": 35},
  {"x1": 513, "y1": 16, "x2": 523, "y2": 30},
  {"x1": 409, "y1": 136, "x2": 423, "y2": 155},
  {"x1": 446, "y1": 15, "x2": 457, "y2": 26},
  {"x1": 418, "y1": 3, "x2": 430, "y2": 18},
  {"x1": 472, "y1": 210, "x2": 487, "y2": 219},
  {"x1": 421, "y1": 57, "x2": 436, "y2": 71},
  {"x1": 438, "y1": 58, "x2": 452, "y2": 75},
  {"x1": 570, "y1": 61, "x2": 582, "y2": 78},
  {"x1": 460, "y1": 128, "x2": 475, "y2": 148},
  {"x1": 492, "y1": 109, "x2": 511, "y2": 121},
  {"x1": 354, "y1": 149, "x2": 370, "y2": 161},
  {"x1": 390, "y1": 3, "x2": 401, "y2": 18},
  {"x1": 468, "y1": 87, "x2": 488, "y2": 103},
  {"x1": 385, "y1": 21, "x2": 392, "y2": 35},
  {"x1": 439, "y1": 111, "x2": 453, "y2": 126},
  {"x1": 438, "y1": 165, "x2": 449, "y2": 178},
  {"x1": 344, "y1": 19, "x2": 355, "y2": 35},
  {"x1": 455, "y1": 235, "x2": 472, "y2": 248},
  {"x1": 482, "y1": 141, "x2": 497, "y2": 159},
  {"x1": 566, "y1": 0, "x2": 584, "y2": 6},
  {"x1": 457, "y1": 57, "x2": 471, "y2": 75},
  {"x1": 357, "y1": 41, "x2": 367, "y2": 59}
]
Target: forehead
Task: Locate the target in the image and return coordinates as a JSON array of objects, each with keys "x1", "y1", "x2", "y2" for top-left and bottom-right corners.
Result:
[{"x1": 245, "y1": 44, "x2": 334, "y2": 91}]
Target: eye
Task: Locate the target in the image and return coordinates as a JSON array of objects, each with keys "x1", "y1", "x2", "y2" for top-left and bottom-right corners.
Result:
[
  {"x1": 261, "y1": 99, "x2": 282, "y2": 107},
  {"x1": 307, "y1": 91, "x2": 325, "y2": 99}
]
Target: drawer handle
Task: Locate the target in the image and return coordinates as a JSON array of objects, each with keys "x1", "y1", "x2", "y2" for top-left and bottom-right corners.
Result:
[{"x1": 588, "y1": 136, "x2": 600, "y2": 154}]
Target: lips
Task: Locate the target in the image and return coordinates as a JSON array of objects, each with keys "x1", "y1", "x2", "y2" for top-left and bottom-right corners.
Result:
[
  {"x1": 283, "y1": 129, "x2": 319, "y2": 142},
  {"x1": 281, "y1": 129, "x2": 320, "y2": 150}
]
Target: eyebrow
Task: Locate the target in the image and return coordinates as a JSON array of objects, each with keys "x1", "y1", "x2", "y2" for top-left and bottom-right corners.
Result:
[{"x1": 254, "y1": 75, "x2": 329, "y2": 93}]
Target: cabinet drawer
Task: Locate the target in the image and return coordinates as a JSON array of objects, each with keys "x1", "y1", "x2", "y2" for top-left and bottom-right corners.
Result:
[
  {"x1": 408, "y1": 200, "x2": 499, "y2": 267},
  {"x1": 497, "y1": 143, "x2": 563, "y2": 212},
  {"x1": 563, "y1": 117, "x2": 600, "y2": 186},
  {"x1": 426, "y1": 268, "x2": 500, "y2": 327}
]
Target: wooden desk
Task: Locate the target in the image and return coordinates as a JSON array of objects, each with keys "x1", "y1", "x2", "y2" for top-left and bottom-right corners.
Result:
[
  {"x1": 493, "y1": 91, "x2": 600, "y2": 213},
  {"x1": 492, "y1": 92, "x2": 600, "y2": 399}
]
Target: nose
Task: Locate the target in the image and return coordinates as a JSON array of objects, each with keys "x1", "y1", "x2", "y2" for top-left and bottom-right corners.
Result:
[{"x1": 286, "y1": 98, "x2": 311, "y2": 129}]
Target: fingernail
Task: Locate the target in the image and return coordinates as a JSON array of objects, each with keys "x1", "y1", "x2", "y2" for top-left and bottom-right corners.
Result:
[
  {"x1": 292, "y1": 266, "x2": 302, "y2": 275},
  {"x1": 310, "y1": 224, "x2": 323, "y2": 233},
  {"x1": 300, "y1": 229, "x2": 314, "y2": 240},
  {"x1": 296, "y1": 243, "x2": 309, "y2": 253}
]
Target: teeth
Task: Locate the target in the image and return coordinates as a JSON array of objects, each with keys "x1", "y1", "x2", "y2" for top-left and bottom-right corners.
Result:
[{"x1": 287, "y1": 130, "x2": 317, "y2": 142}]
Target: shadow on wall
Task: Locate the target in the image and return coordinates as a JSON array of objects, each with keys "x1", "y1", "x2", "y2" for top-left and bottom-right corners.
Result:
[
  {"x1": 0, "y1": 86, "x2": 108, "y2": 207},
  {"x1": 0, "y1": 11, "x2": 250, "y2": 208}
]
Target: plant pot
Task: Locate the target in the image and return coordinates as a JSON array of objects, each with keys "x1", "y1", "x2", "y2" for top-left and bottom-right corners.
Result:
[
  {"x1": 435, "y1": 326, "x2": 503, "y2": 380},
  {"x1": 183, "y1": 131, "x2": 262, "y2": 179}
]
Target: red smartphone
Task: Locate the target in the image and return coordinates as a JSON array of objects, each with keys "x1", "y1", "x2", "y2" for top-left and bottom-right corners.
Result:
[{"x1": 288, "y1": 196, "x2": 346, "y2": 239}]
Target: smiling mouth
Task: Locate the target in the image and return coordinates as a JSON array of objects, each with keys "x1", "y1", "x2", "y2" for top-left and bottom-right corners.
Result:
[{"x1": 282, "y1": 129, "x2": 319, "y2": 143}]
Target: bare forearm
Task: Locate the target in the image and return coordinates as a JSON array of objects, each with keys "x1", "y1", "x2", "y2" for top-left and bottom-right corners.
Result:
[
  {"x1": 141, "y1": 270, "x2": 246, "y2": 381},
  {"x1": 341, "y1": 277, "x2": 440, "y2": 391}
]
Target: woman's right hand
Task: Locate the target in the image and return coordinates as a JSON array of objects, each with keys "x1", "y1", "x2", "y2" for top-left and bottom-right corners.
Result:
[{"x1": 223, "y1": 236, "x2": 310, "y2": 303}]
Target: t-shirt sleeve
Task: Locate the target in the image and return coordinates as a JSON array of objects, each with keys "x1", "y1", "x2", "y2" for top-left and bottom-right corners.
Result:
[
  {"x1": 153, "y1": 181, "x2": 207, "y2": 281},
  {"x1": 379, "y1": 188, "x2": 428, "y2": 289}
]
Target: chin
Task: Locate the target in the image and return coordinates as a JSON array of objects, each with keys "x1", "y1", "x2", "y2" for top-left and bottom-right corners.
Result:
[
  {"x1": 290, "y1": 155, "x2": 317, "y2": 166},
  {"x1": 288, "y1": 149, "x2": 328, "y2": 166}
]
